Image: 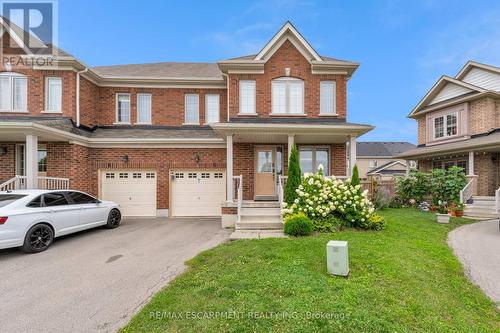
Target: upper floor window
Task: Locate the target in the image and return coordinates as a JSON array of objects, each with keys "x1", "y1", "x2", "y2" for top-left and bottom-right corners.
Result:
[
  {"x1": 45, "y1": 77, "x2": 62, "y2": 112},
  {"x1": 205, "y1": 94, "x2": 220, "y2": 123},
  {"x1": 239, "y1": 80, "x2": 256, "y2": 114},
  {"x1": 0, "y1": 72, "x2": 27, "y2": 112},
  {"x1": 433, "y1": 113, "x2": 457, "y2": 139},
  {"x1": 137, "y1": 93, "x2": 152, "y2": 124},
  {"x1": 320, "y1": 81, "x2": 336, "y2": 115},
  {"x1": 369, "y1": 160, "x2": 378, "y2": 168},
  {"x1": 271, "y1": 77, "x2": 304, "y2": 114},
  {"x1": 116, "y1": 93, "x2": 130, "y2": 124},
  {"x1": 185, "y1": 94, "x2": 199, "y2": 124}
]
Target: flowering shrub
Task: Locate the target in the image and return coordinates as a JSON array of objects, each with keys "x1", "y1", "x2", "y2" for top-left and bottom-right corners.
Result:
[{"x1": 282, "y1": 170, "x2": 375, "y2": 229}]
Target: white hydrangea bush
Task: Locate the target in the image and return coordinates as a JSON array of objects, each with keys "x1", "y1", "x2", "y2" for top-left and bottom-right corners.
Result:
[{"x1": 282, "y1": 170, "x2": 374, "y2": 227}]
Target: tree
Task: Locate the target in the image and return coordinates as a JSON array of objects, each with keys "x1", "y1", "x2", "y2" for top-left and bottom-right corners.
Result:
[
  {"x1": 285, "y1": 144, "x2": 302, "y2": 205},
  {"x1": 351, "y1": 164, "x2": 360, "y2": 187}
]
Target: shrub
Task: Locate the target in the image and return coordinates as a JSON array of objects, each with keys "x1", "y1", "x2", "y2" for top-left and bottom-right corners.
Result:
[
  {"x1": 313, "y1": 215, "x2": 345, "y2": 233},
  {"x1": 351, "y1": 164, "x2": 360, "y2": 187},
  {"x1": 374, "y1": 187, "x2": 391, "y2": 210},
  {"x1": 284, "y1": 144, "x2": 301, "y2": 205},
  {"x1": 282, "y1": 172, "x2": 374, "y2": 228},
  {"x1": 444, "y1": 166, "x2": 466, "y2": 204},
  {"x1": 359, "y1": 213, "x2": 386, "y2": 230},
  {"x1": 284, "y1": 213, "x2": 314, "y2": 236},
  {"x1": 430, "y1": 168, "x2": 447, "y2": 206},
  {"x1": 395, "y1": 170, "x2": 430, "y2": 204}
]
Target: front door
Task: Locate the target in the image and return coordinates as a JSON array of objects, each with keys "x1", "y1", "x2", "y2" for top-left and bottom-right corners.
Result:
[{"x1": 255, "y1": 146, "x2": 277, "y2": 199}]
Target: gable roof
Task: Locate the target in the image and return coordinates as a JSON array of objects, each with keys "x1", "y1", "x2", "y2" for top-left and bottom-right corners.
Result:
[
  {"x1": 455, "y1": 60, "x2": 500, "y2": 81},
  {"x1": 357, "y1": 142, "x2": 416, "y2": 157},
  {"x1": 366, "y1": 160, "x2": 407, "y2": 175}
]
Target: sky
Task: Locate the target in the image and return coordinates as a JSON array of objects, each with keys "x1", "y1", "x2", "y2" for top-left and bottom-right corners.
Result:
[{"x1": 55, "y1": 0, "x2": 500, "y2": 143}]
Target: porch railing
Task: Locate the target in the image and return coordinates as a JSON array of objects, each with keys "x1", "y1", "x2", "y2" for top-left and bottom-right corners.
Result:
[
  {"x1": 459, "y1": 178, "x2": 475, "y2": 204},
  {"x1": 233, "y1": 175, "x2": 243, "y2": 223},
  {"x1": 495, "y1": 186, "x2": 500, "y2": 214},
  {"x1": 278, "y1": 175, "x2": 287, "y2": 223},
  {"x1": 0, "y1": 175, "x2": 70, "y2": 191}
]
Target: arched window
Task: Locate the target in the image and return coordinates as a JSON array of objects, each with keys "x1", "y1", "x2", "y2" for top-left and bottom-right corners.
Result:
[
  {"x1": 0, "y1": 72, "x2": 27, "y2": 112},
  {"x1": 271, "y1": 77, "x2": 304, "y2": 114}
]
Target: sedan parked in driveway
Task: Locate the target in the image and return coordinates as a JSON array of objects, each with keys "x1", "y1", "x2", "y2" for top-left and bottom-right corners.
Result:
[{"x1": 0, "y1": 190, "x2": 121, "y2": 253}]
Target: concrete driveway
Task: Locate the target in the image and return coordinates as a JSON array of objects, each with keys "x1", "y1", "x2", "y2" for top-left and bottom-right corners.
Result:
[
  {"x1": 0, "y1": 217, "x2": 229, "y2": 333},
  {"x1": 448, "y1": 219, "x2": 500, "y2": 307}
]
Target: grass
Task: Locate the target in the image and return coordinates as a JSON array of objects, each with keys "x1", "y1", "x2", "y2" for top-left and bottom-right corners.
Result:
[{"x1": 122, "y1": 209, "x2": 500, "y2": 332}]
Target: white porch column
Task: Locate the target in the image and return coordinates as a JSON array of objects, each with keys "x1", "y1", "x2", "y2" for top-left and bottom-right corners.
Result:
[
  {"x1": 349, "y1": 136, "x2": 357, "y2": 177},
  {"x1": 226, "y1": 134, "x2": 233, "y2": 201},
  {"x1": 287, "y1": 134, "x2": 295, "y2": 165},
  {"x1": 25, "y1": 134, "x2": 38, "y2": 189},
  {"x1": 468, "y1": 151, "x2": 475, "y2": 176}
]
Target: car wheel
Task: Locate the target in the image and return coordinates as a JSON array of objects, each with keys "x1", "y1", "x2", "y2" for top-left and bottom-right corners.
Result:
[
  {"x1": 21, "y1": 224, "x2": 54, "y2": 253},
  {"x1": 106, "y1": 209, "x2": 121, "y2": 229}
]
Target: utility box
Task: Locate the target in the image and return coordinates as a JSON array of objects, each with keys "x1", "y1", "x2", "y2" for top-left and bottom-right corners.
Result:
[{"x1": 326, "y1": 240, "x2": 349, "y2": 276}]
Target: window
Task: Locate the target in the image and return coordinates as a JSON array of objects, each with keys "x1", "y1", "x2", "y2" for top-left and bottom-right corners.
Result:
[
  {"x1": 15, "y1": 144, "x2": 47, "y2": 175},
  {"x1": 201, "y1": 173, "x2": 210, "y2": 178},
  {"x1": 68, "y1": 192, "x2": 97, "y2": 204},
  {"x1": 105, "y1": 173, "x2": 115, "y2": 179},
  {"x1": 369, "y1": 160, "x2": 378, "y2": 168},
  {"x1": 38, "y1": 147, "x2": 47, "y2": 173},
  {"x1": 175, "y1": 172, "x2": 184, "y2": 179},
  {"x1": 43, "y1": 192, "x2": 69, "y2": 207},
  {"x1": 188, "y1": 172, "x2": 197, "y2": 179},
  {"x1": 271, "y1": 78, "x2": 304, "y2": 114},
  {"x1": 432, "y1": 159, "x2": 467, "y2": 174},
  {"x1": 0, "y1": 73, "x2": 27, "y2": 111},
  {"x1": 320, "y1": 81, "x2": 336, "y2": 115},
  {"x1": 205, "y1": 94, "x2": 220, "y2": 123},
  {"x1": 26, "y1": 195, "x2": 42, "y2": 208},
  {"x1": 137, "y1": 94, "x2": 152, "y2": 124},
  {"x1": 239, "y1": 80, "x2": 256, "y2": 114},
  {"x1": 119, "y1": 173, "x2": 128, "y2": 179},
  {"x1": 45, "y1": 77, "x2": 62, "y2": 112},
  {"x1": 433, "y1": 113, "x2": 457, "y2": 139},
  {"x1": 0, "y1": 194, "x2": 27, "y2": 208},
  {"x1": 132, "y1": 172, "x2": 142, "y2": 179},
  {"x1": 299, "y1": 147, "x2": 330, "y2": 176},
  {"x1": 185, "y1": 94, "x2": 199, "y2": 124},
  {"x1": 432, "y1": 161, "x2": 443, "y2": 169},
  {"x1": 214, "y1": 172, "x2": 223, "y2": 179},
  {"x1": 116, "y1": 93, "x2": 130, "y2": 124},
  {"x1": 146, "y1": 172, "x2": 155, "y2": 178}
]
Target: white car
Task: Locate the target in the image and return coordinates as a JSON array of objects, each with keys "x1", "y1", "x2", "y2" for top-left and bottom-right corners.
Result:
[{"x1": 0, "y1": 190, "x2": 121, "y2": 253}]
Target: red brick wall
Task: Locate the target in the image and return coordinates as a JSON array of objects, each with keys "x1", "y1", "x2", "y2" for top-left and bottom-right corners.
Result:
[
  {"x1": 0, "y1": 143, "x2": 15, "y2": 183},
  {"x1": 331, "y1": 144, "x2": 347, "y2": 177},
  {"x1": 228, "y1": 40, "x2": 347, "y2": 119},
  {"x1": 79, "y1": 77, "x2": 99, "y2": 127},
  {"x1": 0, "y1": 68, "x2": 76, "y2": 119},
  {"x1": 96, "y1": 87, "x2": 227, "y2": 126}
]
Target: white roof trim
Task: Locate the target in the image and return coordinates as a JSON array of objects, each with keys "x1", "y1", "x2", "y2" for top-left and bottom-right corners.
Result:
[
  {"x1": 366, "y1": 160, "x2": 406, "y2": 175},
  {"x1": 455, "y1": 60, "x2": 500, "y2": 80},
  {"x1": 254, "y1": 22, "x2": 322, "y2": 62},
  {"x1": 409, "y1": 76, "x2": 486, "y2": 117}
]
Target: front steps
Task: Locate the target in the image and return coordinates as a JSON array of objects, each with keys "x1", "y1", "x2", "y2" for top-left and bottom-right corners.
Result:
[
  {"x1": 464, "y1": 196, "x2": 499, "y2": 219},
  {"x1": 230, "y1": 201, "x2": 286, "y2": 240}
]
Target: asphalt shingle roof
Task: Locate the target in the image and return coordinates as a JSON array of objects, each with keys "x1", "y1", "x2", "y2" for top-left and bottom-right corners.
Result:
[
  {"x1": 357, "y1": 142, "x2": 416, "y2": 157},
  {"x1": 92, "y1": 62, "x2": 223, "y2": 79}
]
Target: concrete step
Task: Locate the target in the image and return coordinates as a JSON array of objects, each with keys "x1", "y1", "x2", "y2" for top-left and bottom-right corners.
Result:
[
  {"x1": 240, "y1": 207, "x2": 281, "y2": 216},
  {"x1": 472, "y1": 196, "x2": 495, "y2": 201},
  {"x1": 241, "y1": 201, "x2": 280, "y2": 208},
  {"x1": 236, "y1": 221, "x2": 283, "y2": 230},
  {"x1": 229, "y1": 229, "x2": 287, "y2": 240},
  {"x1": 464, "y1": 207, "x2": 497, "y2": 213},
  {"x1": 465, "y1": 203, "x2": 496, "y2": 208}
]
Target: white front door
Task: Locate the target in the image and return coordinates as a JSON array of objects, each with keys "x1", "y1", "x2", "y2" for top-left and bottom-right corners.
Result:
[
  {"x1": 170, "y1": 170, "x2": 225, "y2": 217},
  {"x1": 100, "y1": 171, "x2": 157, "y2": 217}
]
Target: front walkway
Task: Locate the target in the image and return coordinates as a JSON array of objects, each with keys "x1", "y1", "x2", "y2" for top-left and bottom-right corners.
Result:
[
  {"x1": 0, "y1": 217, "x2": 229, "y2": 333},
  {"x1": 448, "y1": 219, "x2": 500, "y2": 307}
]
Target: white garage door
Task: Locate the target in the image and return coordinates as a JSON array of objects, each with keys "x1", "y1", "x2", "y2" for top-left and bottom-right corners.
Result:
[
  {"x1": 101, "y1": 170, "x2": 157, "y2": 217},
  {"x1": 171, "y1": 170, "x2": 225, "y2": 217}
]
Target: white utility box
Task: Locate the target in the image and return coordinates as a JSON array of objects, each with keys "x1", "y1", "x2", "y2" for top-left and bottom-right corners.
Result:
[{"x1": 326, "y1": 240, "x2": 349, "y2": 276}]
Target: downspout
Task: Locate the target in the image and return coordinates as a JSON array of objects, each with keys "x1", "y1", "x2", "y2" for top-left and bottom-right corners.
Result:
[
  {"x1": 221, "y1": 73, "x2": 230, "y2": 122},
  {"x1": 76, "y1": 68, "x2": 89, "y2": 127}
]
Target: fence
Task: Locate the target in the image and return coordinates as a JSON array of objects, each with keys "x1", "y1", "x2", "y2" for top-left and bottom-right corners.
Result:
[{"x1": 360, "y1": 179, "x2": 396, "y2": 200}]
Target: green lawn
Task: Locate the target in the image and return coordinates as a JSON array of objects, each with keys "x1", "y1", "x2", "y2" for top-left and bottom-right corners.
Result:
[{"x1": 123, "y1": 209, "x2": 500, "y2": 332}]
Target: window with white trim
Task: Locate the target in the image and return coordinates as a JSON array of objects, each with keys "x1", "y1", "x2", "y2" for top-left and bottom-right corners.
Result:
[
  {"x1": 433, "y1": 113, "x2": 457, "y2": 139},
  {"x1": 137, "y1": 93, "x2": 152, "y2": 124},
  {"x1": 239, "y1": 80, "x2": 256, "y2": 114},
  {"x1": 205, "y1": 94, "x2": 220, "y2": 123},
  {"x1": 185, "y1": 94, "x2": 199, "y2": 124},
  {"x1": 45, "y1": 77, "x2": 62, "y2": 112},
  {"x1": 320, "y1": 81, "x2": 336, "y2": 115},
  {"x1": 0, "y1": 72, "x2": 27, "y2": 112},
  {"x1": 298, "y1": 147, "x2": 330, "y2": 176},
  {"x1": 116, "y1": 93, "x2": 130, "y2": 124},
  {"x1": 369, "y1": 160, "x2": 378, "y2": 168},
  {"x1": 271, "y1": 77, "x2": 304, "y2": 114}
]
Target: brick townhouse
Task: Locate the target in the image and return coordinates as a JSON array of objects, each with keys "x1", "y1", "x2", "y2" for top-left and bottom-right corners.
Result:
[{"x1": 0, "y1": 21, "x2": 373, "y2": 226}]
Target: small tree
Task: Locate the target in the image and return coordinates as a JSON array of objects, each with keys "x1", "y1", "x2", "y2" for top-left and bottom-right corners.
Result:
[
  {"x1": 285, "y1": 144, "x2": 301, "y2": 205},
  {"x1": 351, "y1": 164, "x2": 360, "y2": 187}
]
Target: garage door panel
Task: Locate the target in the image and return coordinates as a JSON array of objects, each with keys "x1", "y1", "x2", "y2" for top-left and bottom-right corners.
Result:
[
  {"x1": 171, "y1": 171, "x2": 225, "y2": 217},
  {"x1": 101, "y1": 171, "x2": 157, "y2": 217}
]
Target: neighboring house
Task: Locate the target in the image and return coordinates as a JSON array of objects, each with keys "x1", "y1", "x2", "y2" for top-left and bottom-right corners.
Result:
[
  {"x1": 399, "y1": 61, "x2": 500, "y2": 200},
  {"x1": 0, "y1": 21, "x2": 373, "y2": 226},
  {"x1": 356, "y1": 142, "x2": 416, "y2": 180}
]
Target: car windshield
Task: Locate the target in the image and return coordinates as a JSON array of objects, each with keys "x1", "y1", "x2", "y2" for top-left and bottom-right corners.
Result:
[{"x1": 0, "y1": 194, "x2": 27, "y2": 208}]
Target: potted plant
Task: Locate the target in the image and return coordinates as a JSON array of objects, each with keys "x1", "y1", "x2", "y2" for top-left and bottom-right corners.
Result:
[
  {"x1": 436, "y1": 201, "x2": 450, "y2": 224},
  {"x1": 453, "y1": 202, "x2": 464, "y2": 218}
]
